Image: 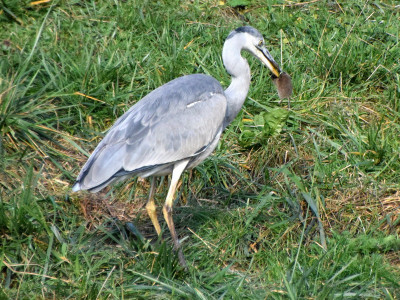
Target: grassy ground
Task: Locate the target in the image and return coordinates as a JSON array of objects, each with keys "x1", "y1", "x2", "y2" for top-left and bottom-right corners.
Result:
[{"x1": 1, "y1": 0, "x2": 400, "y2": 298}]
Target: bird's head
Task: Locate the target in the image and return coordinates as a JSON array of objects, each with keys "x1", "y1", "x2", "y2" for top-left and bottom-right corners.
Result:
[{"x1": 227, "y1": 26, "x2": 282, "y2": 78}]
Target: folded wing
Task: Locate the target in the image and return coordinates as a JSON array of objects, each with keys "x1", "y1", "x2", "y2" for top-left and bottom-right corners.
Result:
[{"x1": 73, "y1": 74, "x2": 227, "y2": 192}]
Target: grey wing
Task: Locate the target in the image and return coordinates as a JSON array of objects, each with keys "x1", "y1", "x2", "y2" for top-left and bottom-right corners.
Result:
[{"x1": 73, "y1": 74, "x2": 227, "y2": 192}]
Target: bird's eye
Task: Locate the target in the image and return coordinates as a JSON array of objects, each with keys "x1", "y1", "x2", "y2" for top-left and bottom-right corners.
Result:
[{"x1": 258, "y1": 40, "x2": 263, "y2": 47}]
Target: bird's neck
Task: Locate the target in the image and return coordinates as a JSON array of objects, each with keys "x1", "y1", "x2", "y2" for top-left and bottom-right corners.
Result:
[{"x1": 222, "y1": 40, "x2": 251, "y2": 128}]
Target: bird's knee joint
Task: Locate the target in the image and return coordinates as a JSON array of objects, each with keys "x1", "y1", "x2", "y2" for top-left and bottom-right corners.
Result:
[
  {"x1": 146, "y1": 201, "x2": 157, "y2": 212},
  {"x1": 163, "y1": 205, "x2": 172, "y2": 215}
]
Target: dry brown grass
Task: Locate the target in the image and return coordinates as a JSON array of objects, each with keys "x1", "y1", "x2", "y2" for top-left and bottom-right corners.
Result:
[{"x1": 326, "y1": 188, "x2": 400, "y2": 235}]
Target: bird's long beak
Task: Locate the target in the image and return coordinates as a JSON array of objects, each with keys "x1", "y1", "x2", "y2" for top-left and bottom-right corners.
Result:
[{"x1": 256, "y1": 47, "x2": 281, "y2": 78}]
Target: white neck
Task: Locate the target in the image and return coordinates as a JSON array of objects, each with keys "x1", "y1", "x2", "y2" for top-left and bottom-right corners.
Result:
[{"x1": 222, "y1": 36, "x2": 251, "y2": 128}]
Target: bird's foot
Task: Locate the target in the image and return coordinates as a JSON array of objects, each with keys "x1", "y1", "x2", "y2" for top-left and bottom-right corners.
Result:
[{"x1": 177, "y1": 247, "x2": 187, "y2": 269}]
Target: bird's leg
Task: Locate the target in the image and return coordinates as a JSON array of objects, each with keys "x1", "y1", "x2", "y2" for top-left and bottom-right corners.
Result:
[
  {"x1": 162, "y1": 159, "x2": 189, "y2": 268},
  {"x1": 145, "y1": 177, "x2": 162, "y2": 236}
]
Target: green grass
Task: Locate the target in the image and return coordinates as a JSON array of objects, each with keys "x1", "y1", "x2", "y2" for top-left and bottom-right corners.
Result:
[{"x1": 1, "y1": 0, "x2": 399, "y2": 298}]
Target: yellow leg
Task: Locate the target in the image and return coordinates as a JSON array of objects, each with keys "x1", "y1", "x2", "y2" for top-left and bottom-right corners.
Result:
[
  {"x1": 162, "y1": 159, "x2": 189, "y2": 267},
  {"x1": 145, "y1": 177, "x2": 162, "y2": 236}
]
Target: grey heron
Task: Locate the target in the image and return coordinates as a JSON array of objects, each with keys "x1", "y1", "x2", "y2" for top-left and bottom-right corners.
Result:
[{"x1": 72, "y1": 26, "x2": 290, "y2": 267}]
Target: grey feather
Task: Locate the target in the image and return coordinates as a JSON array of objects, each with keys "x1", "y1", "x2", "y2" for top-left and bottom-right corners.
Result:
[
  {"x1": 227, "y1": 26, "x2": 263, "y2": 40},
  {"x1": 73, "y1": 74, "x2": 226, "y2": 191}
]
